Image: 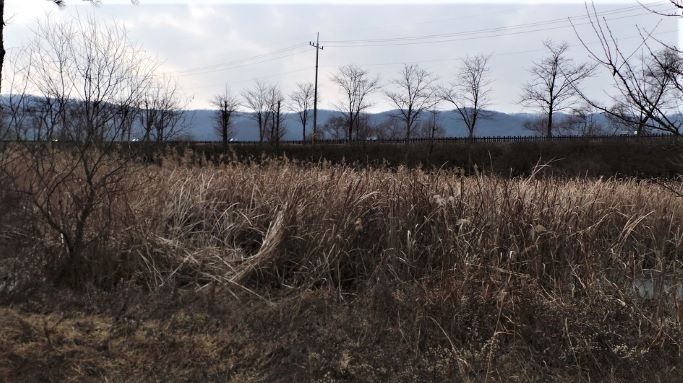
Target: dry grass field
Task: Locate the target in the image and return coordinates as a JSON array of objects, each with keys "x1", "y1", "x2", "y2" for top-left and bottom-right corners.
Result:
[{"x1": 1, "y1": 152, "x2": 683, "y2": 381}]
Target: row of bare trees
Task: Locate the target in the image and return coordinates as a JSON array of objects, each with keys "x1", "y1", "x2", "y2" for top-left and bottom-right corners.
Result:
[
  {"x1": 211, "y1": 81, "x2": 308, "y2": 146},
  {"x1": 5, "y1": 3, "x2": 681, "y2": 143},
  {"x1": 323, "y1": 47, "x2": 591, "y2": 141},
  {"x1": 224, "y1": 43, "x2": 601, "y2": 142},
  {"x1": 1, "y1": 11, "x2": 188, "y2": 144},
  {"x1": 224, "y1": 7, "x2": 683, "y2": 142},
  {"x1": 217, "y1": 57, "x2": 491, "y2": 143}
]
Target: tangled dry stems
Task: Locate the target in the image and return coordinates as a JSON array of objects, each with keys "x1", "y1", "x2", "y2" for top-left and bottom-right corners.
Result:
[
  {"x1": 2, "y1": 155, "x2": 683, "y2": 381},
  {"x1": 127, "y1": 161, "x2": 683, "y2": 292}
]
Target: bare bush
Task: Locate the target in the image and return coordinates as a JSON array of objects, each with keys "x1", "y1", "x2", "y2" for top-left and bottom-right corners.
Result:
[
  {"x1": 319, "y1": 115, "x2": 346, "y2": 140},
  {"x1": 1, "y1": 16, "x2": 156, "y2": 288},
  {"x1": 0, "y1": 0, "x2": 133, "y2": 95}
]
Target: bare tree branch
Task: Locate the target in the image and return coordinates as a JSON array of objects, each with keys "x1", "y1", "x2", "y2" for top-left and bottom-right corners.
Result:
[{"x1": 570, "y1": 3, "x2": 682, "y2": 136}]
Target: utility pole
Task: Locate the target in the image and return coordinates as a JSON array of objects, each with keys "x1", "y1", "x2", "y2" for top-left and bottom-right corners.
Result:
[{"x1": 310, "y1": 32, "x2": 323, "y2": 144}]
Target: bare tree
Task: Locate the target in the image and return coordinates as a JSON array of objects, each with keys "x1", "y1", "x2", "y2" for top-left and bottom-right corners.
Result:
[
  {"x1": 289, "y1": 82, "x2": 314, "y2": 142},
  {"x1": 139, "y1": 79, "x2": 186, "y2": 143},
  {"x1": 242, "y1": 81, "x2": 269, "y2": 143},
  {"x1": 520, "y1": 41, "x2": 595, "y2": 137},
  {"x1": 523, "y1": 108, "x2": 605, "y2": 137},
  {"x1": 441, "y1": 54, "x2": 493, "y2": 139},
  {"x1": 571, "y1": 4, "x2": 682, "y2": 135},
  {"x1": 566, "y1": 104, "x2": 608, "y2": 136},
  {"x1": 212, "y1": 87, "x2": 240, "y2": 148},
  {"x1": 372, "y1": 117, "x2": 403, "y2": 140},
  {"x1": 418, "y1": 98, "x2": 445, "y2": 157},
  {"x1": 21, "y1": 19, "x2": 77, "y2": 141},
  {"x1": 355, "y1": 112, "x2": 375, "y2": 140},
  {"x1": 320, "y1": 115, "x2": 346, "y2": 140},
  {"x1": 1, "y1": 15, "x2": 154, "y2": 286},
  {"x1": 264, "y1": 84, "x2": 285, "y2": 143},
  {"x1": 331, "y1": 65, "x2": 380, "y2": 141},
  {"x1": 385, "y1": 64, "x2": 436, "y2": 141},
  {"x1": 640, "y1": 1, "x2": 683, "y2": 17},
  {"x1": 418, "y1": 106, "x2": 444, "y2": 141}
]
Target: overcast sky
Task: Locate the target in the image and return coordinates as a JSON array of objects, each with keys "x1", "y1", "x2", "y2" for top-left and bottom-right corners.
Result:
[{"x1": 3, "y1": 0, "x2": 680, "y2": 112}]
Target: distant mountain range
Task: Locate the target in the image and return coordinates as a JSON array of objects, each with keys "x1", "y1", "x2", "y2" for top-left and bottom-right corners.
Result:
[
  {"x1": 180, "y1": 108, "x2": 605, "y2": 141},
  {"x1": 0, "y1": 94, "x2": 621, "y2": 141}
]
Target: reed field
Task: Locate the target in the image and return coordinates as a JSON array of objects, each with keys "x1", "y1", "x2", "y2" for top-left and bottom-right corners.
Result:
[{"x1": 1, "y1": 150, "x2": 683, "y2": 382}]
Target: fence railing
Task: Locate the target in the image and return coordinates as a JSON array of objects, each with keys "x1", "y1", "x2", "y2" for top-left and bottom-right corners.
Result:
[
  {"x1": 1, "y1": 133, "x2": 679, "y2": 146},
  {"x1": 185, "y1": 133, "x2": 678, "y2": 146}
]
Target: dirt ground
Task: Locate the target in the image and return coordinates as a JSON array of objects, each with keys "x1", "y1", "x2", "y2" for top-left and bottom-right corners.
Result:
[{"x1": 2, "y1": 284, "x2": 683, "y2": 383}]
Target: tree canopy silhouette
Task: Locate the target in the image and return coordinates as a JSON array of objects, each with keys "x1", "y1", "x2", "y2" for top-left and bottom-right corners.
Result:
[{"x1": 1, "y1": 1, "x2": 138, "y2": 95}]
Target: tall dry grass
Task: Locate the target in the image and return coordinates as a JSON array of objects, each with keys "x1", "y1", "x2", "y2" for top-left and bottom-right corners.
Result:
[
  {"x1": 129, "y1": 160, "x2": 683, "y2": 379},
  {"x1": 122, "y1": 161, "x2": 682, "y2": 293},
  {"x1": 2, "y1": 155, "x2": 683, "y2": 380}
]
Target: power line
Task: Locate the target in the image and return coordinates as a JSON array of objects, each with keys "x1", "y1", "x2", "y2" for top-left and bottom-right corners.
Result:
[
  {"x1": 326, "y1": 4, "x2": 520, "y2": 39},
  {"x1": 325, "y1": 13, "x2": 666, "y2": 48},
  {"x1": 168, "y1": 2, "x2": 675, "y2": 110},
  {"x1": 181, "y1": 25, "x2": 678, "y2": 107},
  {"x1": 157, "y1": 3, "x2": 668, "y2": 80},
  {"x1": 172, "y1": 48, "x2": 310, "y2": 78},
  {"x1": 319, "y1": 28, "x2": 678, "y2": 70},
  {"x1": 176, "y1": 1, "x2": 523, "y2": 76},
  {"x1": 160, "y1": 43, "x2": 308, "y2": 76},
  {"x1": 322, "y1": 3, "x2": 666, "y2": 45},
  {"x1": 183, "y1": 67, "x2": 314, "y2": 94},
  {"x1": 322, "y1": 3, "x2": 670, "y2": 47}
]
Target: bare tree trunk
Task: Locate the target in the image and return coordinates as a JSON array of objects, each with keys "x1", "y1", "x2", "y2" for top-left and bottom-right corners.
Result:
[
  {"x1": 270, "y1": 110, "x2": 275, "y2": 142},
  {"x1": 547, "y1": 108, "x2": 553, "y2": 138},
  {"x1": 302, "y1": 118, "x2": 306, "y2": 142},
  {"x1": 428, "y1": 108, "x2": 436, "y2": 158},
  {"x1": 222, "y1": 117, "x2": 228, "y2": 149},
  {"x1": 405, "y1": 120, "x2": 411, "y2": 142}
]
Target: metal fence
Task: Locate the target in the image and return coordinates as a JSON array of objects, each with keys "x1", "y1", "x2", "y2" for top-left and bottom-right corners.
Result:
[
  {"x1": 2, "y1": 133, "x2": 679, "y2": 146},
  {"x1": 186, "y1": 133, "x2": 679, "y2": 146}
]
